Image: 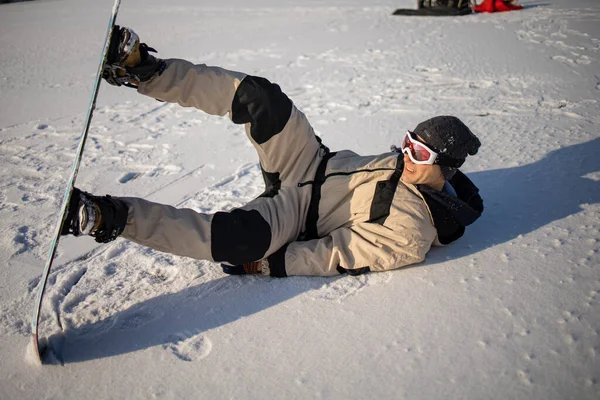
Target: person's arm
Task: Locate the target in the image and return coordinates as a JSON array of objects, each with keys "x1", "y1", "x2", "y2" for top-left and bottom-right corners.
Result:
[{"x1": 265, "y1": 221, "x2": 437, "y2": 277}]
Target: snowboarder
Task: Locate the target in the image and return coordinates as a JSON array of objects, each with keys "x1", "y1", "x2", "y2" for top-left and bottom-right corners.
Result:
[{"x1": 62, "y1": 26, "x2": 483, "y2": 277}]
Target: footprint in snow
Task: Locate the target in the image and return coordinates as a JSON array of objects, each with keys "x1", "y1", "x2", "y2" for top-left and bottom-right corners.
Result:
[
  {"x1": 308, "y1": 272, "x2": 392, "y2": 302},
  {"x1": 119, "y1": 172, "x2": 141, "y2": 184},
  {"x1": 163, "y1": 333, "x2": 212, "y2": 362},
  {"x1": 116, "y1": 306, "x2": 164, "y2": 331},
  {"x1": 13, "y1": 225, "x2": 37, "y2": 255}
]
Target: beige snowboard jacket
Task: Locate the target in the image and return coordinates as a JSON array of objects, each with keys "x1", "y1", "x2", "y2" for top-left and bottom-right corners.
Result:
[{"x1": 120, "y1": 59, "x2": 445, "y2": 277}]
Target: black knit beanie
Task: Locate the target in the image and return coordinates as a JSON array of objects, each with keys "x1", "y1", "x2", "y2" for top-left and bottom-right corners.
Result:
[{"x1": 412, "y1": 115, "x2": 481, "y2": 179}]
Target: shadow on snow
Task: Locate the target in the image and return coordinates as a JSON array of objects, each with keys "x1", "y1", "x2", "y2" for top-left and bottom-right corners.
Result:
[
  {"x1": 52, "y1": 274, "x2": 342, "y2": 364},
  {"x1": 427, "y1": 137, "x2": 600, "y2": 264}
]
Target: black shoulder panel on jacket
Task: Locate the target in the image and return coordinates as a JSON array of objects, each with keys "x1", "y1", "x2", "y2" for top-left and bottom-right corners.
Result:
[
  {"x1": 369, "y1": 155, "x2": 403, "y2": 225},
  {"x1": 231, "y1": 76, "x2": 293, "y2": 145}
]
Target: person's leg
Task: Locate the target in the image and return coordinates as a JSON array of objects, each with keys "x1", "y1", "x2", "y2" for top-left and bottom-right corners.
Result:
[
  {"x1": 139, "y1": 60, "x2": 328, "y2": 193},
  {"x1": 103, "y1": 27, "x2": 327, "y2": 189},
  {"x1": 122, "y1": 184, "x2": 309, "y2": 265},
  {"x1": 64, "y1": 185, "x2": 310, "y2": 267},
  {"x1": 229, "y1": 75, "x2": 327, "y2": 191},
  {"x1": 208, "y1": 185, "x2": 310, "y2": 265}
]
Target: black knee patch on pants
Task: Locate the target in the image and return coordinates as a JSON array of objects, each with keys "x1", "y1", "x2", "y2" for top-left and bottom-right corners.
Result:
[
  {"x1": 211, "y1": 209, "x2": 272, "y2": 265},
  {"x1": 231, "y1": 76, "x2": 293, "y2": 145}
]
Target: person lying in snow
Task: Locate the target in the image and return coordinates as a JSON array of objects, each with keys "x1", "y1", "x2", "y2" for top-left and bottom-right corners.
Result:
[{"x1": 62, "y1": 26, "x2": 484, "y2": 277}]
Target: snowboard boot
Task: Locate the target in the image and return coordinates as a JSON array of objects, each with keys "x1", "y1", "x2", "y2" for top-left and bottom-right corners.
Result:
[
  {"x1": 102, "y1": 25, "x2": 166, "y2": 88},
  {"x1": 221, "y1": 260, "x2": 269, "y2": 275},
  {"x1": 61, "y1": 188, "x2": 129, "y2": 243}
]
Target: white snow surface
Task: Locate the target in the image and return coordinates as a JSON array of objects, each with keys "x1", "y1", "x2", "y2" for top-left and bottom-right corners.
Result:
[{"x1": 1, "y1": 0, "x2": 599, "y2": 398}]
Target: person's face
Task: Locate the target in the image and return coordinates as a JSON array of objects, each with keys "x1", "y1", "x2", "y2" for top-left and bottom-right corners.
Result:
[
  {"x1": 399, "y1": 131, "x2": 447, "y2": 190},
  {"x1": 400, "y1": 153, "x2": 445, "y2": 189}
]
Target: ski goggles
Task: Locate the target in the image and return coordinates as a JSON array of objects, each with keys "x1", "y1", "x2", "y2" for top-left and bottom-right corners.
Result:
[{"x1": 401, "y1": 131, "x2": 439, "y2": 165}]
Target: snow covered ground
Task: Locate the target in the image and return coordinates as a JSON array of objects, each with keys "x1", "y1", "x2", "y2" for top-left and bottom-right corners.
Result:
[{"x1": 1, "y1": 0, "x2": 599, "y2": 398}]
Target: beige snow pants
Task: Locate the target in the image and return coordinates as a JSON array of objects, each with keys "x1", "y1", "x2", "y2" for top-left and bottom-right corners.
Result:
[{"x1": 118, "y1": 59, "x2": 325, "y2": 265}]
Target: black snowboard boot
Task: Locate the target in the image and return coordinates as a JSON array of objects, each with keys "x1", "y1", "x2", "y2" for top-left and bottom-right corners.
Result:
[
  {"x1": 61, "y1": 188, "x2": 128, "y2": 243},
  {"x1": 102, "y1": 26, "x2": 166, "y2": 87}
]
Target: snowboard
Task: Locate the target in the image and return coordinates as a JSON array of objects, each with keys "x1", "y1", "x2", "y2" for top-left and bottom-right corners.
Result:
[
  {"x1": 392, "y1": 7, "x2": 473, "y2": 16},
  {"x1": 30, "y1": 0, "x2": 122, "y2": 364}
]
